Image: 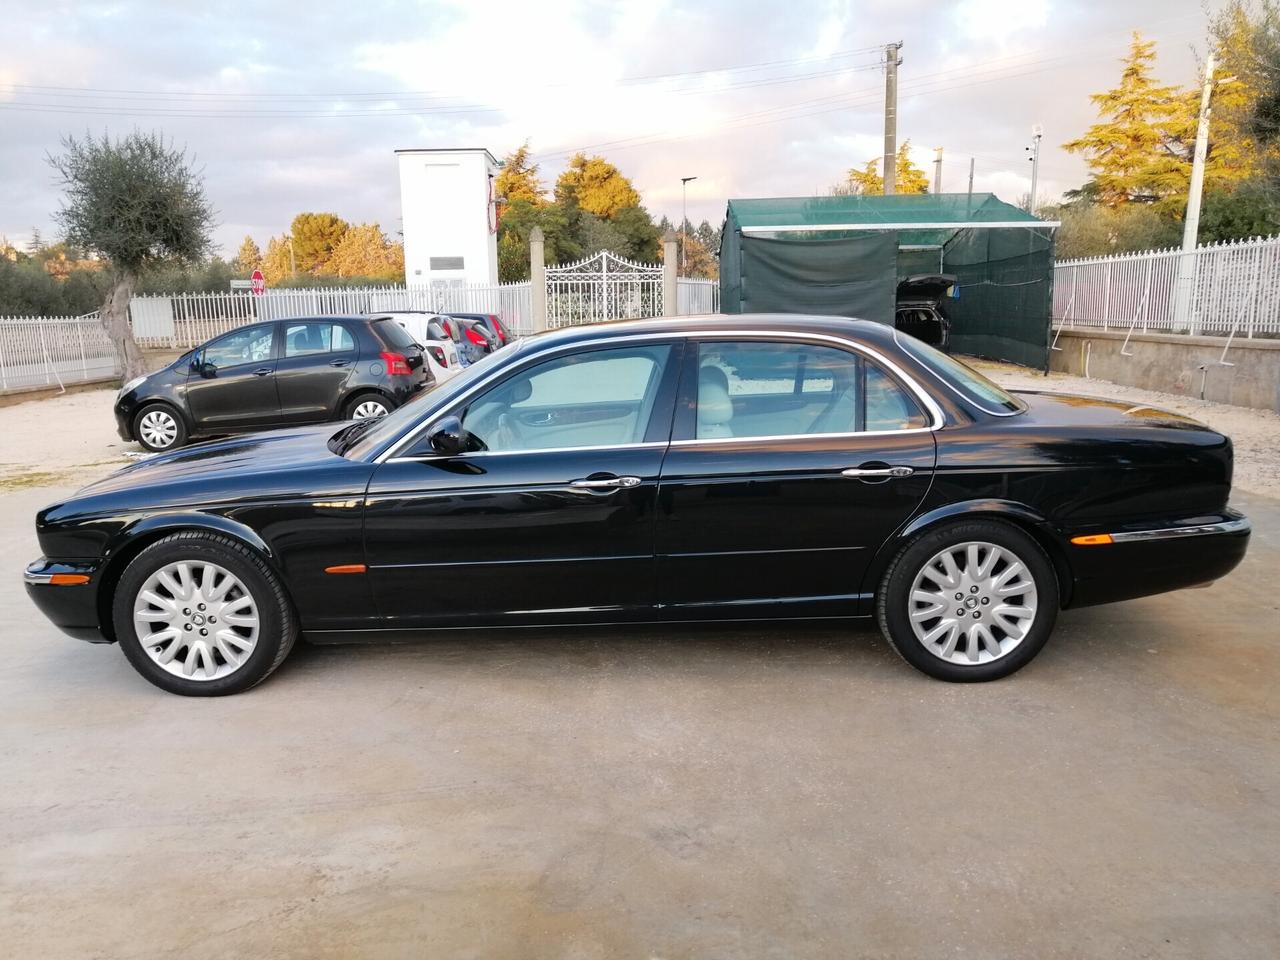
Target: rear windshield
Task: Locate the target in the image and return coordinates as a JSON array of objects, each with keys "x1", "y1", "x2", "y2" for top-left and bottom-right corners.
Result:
[
  {"x1": 894, "y1": 332, "x2": 1023, "y2": 416},
  {"x1": 372, "y1": 318, "x2": 419, "y2": 351}
]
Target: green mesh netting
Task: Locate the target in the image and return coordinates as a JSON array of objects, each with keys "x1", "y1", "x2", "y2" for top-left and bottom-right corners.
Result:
[{"x1": 719, "y1": 194, "x2": 1056, "y2": 369}]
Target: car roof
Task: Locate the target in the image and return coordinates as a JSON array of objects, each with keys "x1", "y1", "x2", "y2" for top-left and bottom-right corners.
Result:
[{"x1": 517, "y1": 313, "x2": 900, "y2": 351}]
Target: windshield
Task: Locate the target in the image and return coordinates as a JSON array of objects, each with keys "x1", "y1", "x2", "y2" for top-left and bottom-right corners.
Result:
[
  {"x1": 341, "y1": 341, "x2": 523, "y2": 460},
  {"x1": 893, "y1": 331, "x2": 1024, "y2": 416},
  {"x1": 372, "y1": 317, "x2": 420, "y2": 352}
]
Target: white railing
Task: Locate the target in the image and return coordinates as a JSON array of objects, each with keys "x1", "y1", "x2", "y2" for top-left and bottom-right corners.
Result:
[
  {"x1": 129, "y1": 281, "x2": 535, "y2": 347},
  {"x1": 1053, "y1": 234, "x2": 1280, "y2": 337},
  {"x1": 0, "y1": 314, "x2": 119, "y2": 393},
  {"x1": 677, "y1": 277, "x2": 720, "y2": 315}
]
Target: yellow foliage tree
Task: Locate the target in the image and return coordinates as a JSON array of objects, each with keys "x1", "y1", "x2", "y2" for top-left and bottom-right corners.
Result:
[
  {"x1": 261, "y1": 236, "x2": 293, "y2": 284},
  {"x1": 235, "y1": 235, "x2": 262, "y2": 274},
  {"x1": 554, "y1": 153, "x2": 642, "y2": 218},
  {"x1": 1063, "y1": 33, "x2": 1191, "y2": 206},
  {"x1": 835, "y1": 141, "x2": 929, "y2": 195},
  {"x1": 497, "y1": 142, "x2": 545, "y2": 206},
  {"x1": 322, "y1": 223, "x2": 404, "y2": 281}
]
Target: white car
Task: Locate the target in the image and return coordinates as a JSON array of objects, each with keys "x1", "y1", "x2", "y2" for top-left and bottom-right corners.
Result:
[{"x1": 375, "y1": 312, "x2": 463, "y2": 383}]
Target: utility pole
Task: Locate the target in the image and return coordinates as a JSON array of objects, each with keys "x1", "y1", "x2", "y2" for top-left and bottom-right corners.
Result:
[
  {"x1": 883, "y1": 42, "x2": 901, "y2": 195},
  {"x1": 680, "y1": 176, "x2": 697, "y2": 277},
  {"x1": 1025, "y1": 124, "x2": 1043, "y2": 213},
  {"x1": 966, "y1": 157, "x2": 974, "y2": 215},
  {"x1": 1173, "y1": 53, "x2": 1216, "y2": 332},
  {"x1": 933, "y1": 147, "x2": 943, "y2": 194}
]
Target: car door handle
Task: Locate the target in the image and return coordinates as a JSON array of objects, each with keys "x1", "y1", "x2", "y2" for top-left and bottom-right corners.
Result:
[
  {"x1": 329, "y1": 359, "x2": 350, "y2": 368},
  {"x1": 841, "y1": 466, "x2": 914, "y2": 479},
  {"x1": 253, "y1": 367, "x2": 273, "y2": 377},
  {"x1": 570, "y1": 476, "x2": 642, "y2": 490}
]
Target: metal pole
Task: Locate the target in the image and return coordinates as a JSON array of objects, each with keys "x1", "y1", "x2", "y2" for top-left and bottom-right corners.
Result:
[
  {"x1": 680, "y1": 176, "x2": 697, "y2": 276},
  {"x1": 1026, "y1": 125, "x2": 1042, "y2": 212},
  {"x1": 883, "y1": 42, "x2": 900, "y2": 196},
  {"x1": 966, "y1": 157, "x2": 974, "y2": 215},
  {"x1": 933, "y1": 147, "x2": 943, "y2": 194},
  {"x1": 1174, "y1": 53, "x2": 1216, "y2": 331}
]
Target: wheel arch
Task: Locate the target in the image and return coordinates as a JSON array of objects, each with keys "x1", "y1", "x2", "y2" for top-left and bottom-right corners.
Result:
[
  {"x1": 340, "y1": 387, "x2": 396, "y2": 416},
  {"x1": 94, "y1": 514, "x2": 279, "y2": 643},
  {"x1": 865, "y1": 499, "x2": 1074, "y2": 608}
]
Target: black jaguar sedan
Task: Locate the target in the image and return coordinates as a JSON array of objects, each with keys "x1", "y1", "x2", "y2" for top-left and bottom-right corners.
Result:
[{"x1": 26, "y1": 315, "x2": 1250, "y2": 696}]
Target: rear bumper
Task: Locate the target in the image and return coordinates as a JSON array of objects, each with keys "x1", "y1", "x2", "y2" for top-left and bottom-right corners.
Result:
[
  {"x1": 1065, "y1": 510, "x2": 1251, "y2": 608},
  {"x1": 24, "y1": 558, "x2": 109, "y2": 643}
]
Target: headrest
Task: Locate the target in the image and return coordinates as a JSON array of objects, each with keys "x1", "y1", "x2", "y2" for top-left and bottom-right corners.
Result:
[
  {"x1": 697, "y1": 366, "x2": 734, "y2": 426},
  {"x1": 507, "y1": 379, "x2": 533, "y2": 404}
]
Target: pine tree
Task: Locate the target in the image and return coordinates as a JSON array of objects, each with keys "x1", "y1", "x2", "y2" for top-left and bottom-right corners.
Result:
[
  {"x1": 834, "y1": 141, "x2": 929, "y2": 195},
  {"x1": 235, "y1": 235, "x2": 262, "y2": 274},
  {"x1": 496, "y1": 142, "x2": 545, "y2": 205},
  {"x1": 1063, "y1": 33, "x2": 1191, "y2": 206}
]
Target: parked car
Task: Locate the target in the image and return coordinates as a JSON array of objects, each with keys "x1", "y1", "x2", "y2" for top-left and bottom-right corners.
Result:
[
  {"x1": 115, "y1": 316, "x2": 431, "y2": 452},
  {"x1": 29, "y1": 314, "x2": 1250, "y2": 695},
  {"x1": 450, "y1": 315, "x2": 499, "y2": 362},
  {"x1": 449, "y1": 312, "x2": 514, "y2": 348},
  {"x1": 374, "y1": 312, "x2": 462, "y2": 384},
  {"x1": 895, "y1": 274, "x2": 954, "y2": 348}
]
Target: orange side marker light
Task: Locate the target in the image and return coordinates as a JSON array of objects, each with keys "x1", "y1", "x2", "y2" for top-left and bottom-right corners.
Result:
[
  {"x1": 49, "y1": 573, "x2": 92, "y2": 585},
  {"x1": 1070, "y1": 534, "x2": 1114, "y2": 546},
  {"x1": 324, "y1": 563, "x2": 368, "y2": 575}
]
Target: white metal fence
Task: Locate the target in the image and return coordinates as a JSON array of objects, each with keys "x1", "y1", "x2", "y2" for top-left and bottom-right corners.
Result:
[
  {"x1": 0, "y1": 314, "x2": 119, "y2": 392},
  {"x1": 129, "y1": 281, "x2": 537, "y2": 348},
  {"x1": 1054, "y1": 234, "x2": 1280, "y2": 338},
  {"x1": 677, "y1": 277, "x2": 720, "y2": 315}
]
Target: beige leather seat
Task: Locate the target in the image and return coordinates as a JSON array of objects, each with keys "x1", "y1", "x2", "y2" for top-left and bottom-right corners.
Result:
[{"x1": 697, "y1": 366, "x2": 735, "y2": 438}]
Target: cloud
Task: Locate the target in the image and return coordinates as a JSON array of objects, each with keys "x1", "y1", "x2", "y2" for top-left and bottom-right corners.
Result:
[{"x1": 0, "y1": 0, "x2": 1209, "y2": 255}]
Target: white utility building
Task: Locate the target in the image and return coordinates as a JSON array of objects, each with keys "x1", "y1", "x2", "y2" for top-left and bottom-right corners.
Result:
[{"x1": 396, "y1": 147, "x2": 500, "y2": 288}]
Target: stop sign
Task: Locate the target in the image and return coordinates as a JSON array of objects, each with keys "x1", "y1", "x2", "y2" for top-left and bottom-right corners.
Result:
[{"x1": 250, "y1": 269, "x2": 266, "y2": 295}]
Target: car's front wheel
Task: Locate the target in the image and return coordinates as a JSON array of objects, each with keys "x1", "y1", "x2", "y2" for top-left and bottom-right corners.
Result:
[
  {"x1": 877, "y1": 519, "x2": 1059, "y2": 682},
  {"x1": 133, "y1": 403, "x2": 187, "y2": 452},
  {"x1": 112, "y1": 532, "x2": 298, "y2": 696}
]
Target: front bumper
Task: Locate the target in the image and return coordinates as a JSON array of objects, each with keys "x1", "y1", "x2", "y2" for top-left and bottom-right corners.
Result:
[
  {"x1": 1065, "y1": 510, "x2": 1251, "y2": 608},
  {"x1": 24, "y1": 558, "x2": 109, "y2": 643}
]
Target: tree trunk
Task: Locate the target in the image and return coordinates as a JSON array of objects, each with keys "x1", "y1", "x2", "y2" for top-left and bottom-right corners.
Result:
[{"x1": 100, "y1": 271, "x2": 147, "y2": 382}]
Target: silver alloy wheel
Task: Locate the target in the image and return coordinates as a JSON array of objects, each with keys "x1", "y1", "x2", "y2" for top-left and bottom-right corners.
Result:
[
  {"x1": 907, "y1": 540, "x2": 1039, "y2": 666},
  {"x1": 132, "y1": 560, "x2": 260, "y2": 681},
  {"x1": 352, "y1": 399, "x2": 389, "y2": 419},
  {"x1": 138, "y1": 409, "x2": 179, "y2": 449}
]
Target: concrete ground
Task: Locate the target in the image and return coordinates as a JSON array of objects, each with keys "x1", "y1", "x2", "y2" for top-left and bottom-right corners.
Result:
[{"x1": 2, "y1": 375, "x2": 1279, "y2": 958}]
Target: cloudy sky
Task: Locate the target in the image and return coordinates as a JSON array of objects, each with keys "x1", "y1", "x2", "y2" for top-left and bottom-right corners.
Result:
[{"x1": 1, "y1": 0, "x2": 1215, "y2": 256}]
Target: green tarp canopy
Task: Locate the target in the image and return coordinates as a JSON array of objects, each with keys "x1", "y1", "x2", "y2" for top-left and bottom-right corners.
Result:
[{"x1": 718, "y1": 193, "x2": 1059, "y2": 369}]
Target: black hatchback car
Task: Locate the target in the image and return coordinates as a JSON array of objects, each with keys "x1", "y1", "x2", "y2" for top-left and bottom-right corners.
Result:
[{"x1": 116, "y1": 316, "x2": 431, "y2": 451}]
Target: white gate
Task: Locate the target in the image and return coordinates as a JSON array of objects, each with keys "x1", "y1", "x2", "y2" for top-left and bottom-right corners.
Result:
[{"x1": 545, "y1": 251, "x2": 664, "y2": 328}]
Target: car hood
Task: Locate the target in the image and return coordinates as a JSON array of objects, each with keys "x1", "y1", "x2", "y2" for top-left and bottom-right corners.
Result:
[
  {"x1": 84, "y1": 423, "x2": 347, "y2": 497},
  {"x1": 1012, "y1": 391, "x2": 1219, "y2": 434}
]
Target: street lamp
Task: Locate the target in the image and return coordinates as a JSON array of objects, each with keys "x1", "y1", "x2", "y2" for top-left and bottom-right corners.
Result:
[{"x1": 680, "y1": 176, "x2": 697, "y2": 276}]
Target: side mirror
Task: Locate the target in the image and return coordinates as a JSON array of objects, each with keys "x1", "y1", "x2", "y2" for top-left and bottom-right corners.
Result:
[{"x1": 427, "y1": 415, "x2": 467, "y2": 456}]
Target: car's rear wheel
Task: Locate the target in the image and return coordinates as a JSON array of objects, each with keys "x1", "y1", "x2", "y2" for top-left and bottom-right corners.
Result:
[
  {"x1": 877, "y1": 519, "x2": 1059, "y2": 682},
  {"x1": 133, "y1": 403, "x2": 187, "y2": 452},
  {"x1": 112, "y1": 532, "x2": 297, "y2": 696},
  {"x1": 343, "y1": 392, "x2": 390, "y2": 420}
]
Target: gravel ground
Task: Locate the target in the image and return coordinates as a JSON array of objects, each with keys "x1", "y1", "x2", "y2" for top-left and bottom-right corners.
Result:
[{"x1": 1, "y1": 367, "x2": 1277, "y2": 498}]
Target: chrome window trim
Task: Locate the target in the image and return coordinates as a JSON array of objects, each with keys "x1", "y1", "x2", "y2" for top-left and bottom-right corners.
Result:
[
  {"x1": 373, "y1": 329, "x2": 946, "y2": 464},
  {"x1": 1107, "y1": 518, "x2": 1251, "y2": 543},
  {"x1": 386, "y1": 441, "x2": 669, "y2": 464},
  {"x1": 891, "y1": 328, "x2": 1024, "y2": 418},
  {"x1": 669, "y1": 426, "x2": 935, "y2": 447}
]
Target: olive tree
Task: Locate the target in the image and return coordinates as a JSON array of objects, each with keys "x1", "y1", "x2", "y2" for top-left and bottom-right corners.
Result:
[{"x1": 48, "y1": 131, "x2": 214, "y2": 380}]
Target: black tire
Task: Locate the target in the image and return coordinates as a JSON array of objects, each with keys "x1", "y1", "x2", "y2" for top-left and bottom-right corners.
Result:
[
  {"x1": 342, "y1": 391, "x2": 392, "y2": 421},
  {"x1": 112, "y1": 531, "x2": 298, "y2": 696},
  {"x1": 133, "y1": 402, "x2": 188, "y2": 453},
  {"x1": 876, "y1": 518, "x2": 1059, "y2": 682}
]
